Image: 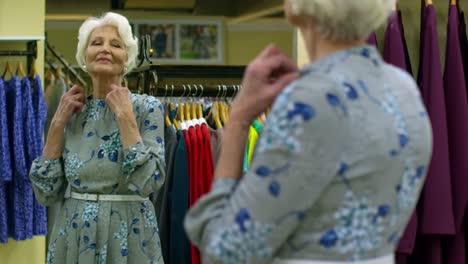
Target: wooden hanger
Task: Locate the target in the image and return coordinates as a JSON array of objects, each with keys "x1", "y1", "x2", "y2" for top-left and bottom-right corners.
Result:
[
  {"x1": 29, "y1": 60, "x2": 37, "y2": 78},
  {"x1": 220, "y1": 102, "x2": 228, "y2": 124},
  {"x1": 197, "y1": 103, "x2": 203, "y2": 119},
  {"x1": 2, "y1": 61, "x2": 15, "y2": 79},
  {"x1": 56, "y1": 66, "x2": 64, "y2": 79},
  {"x1": 165, "y1": 114, "x2": 172, "y2": 127},
  {"x1": 191, "y1": 102, "x2": 197, "y2": 121},
  {"x1": 451, "y1": 0, "x2": 456, "y2": 5},
  {"x1": 45, "y1": 67, "x2": 55, "y2": 80},
  {"x1": 173, "y1": 117, "x2": 181, "y2": 130},
  {"x1": 213, "y1": 102, "x2": 222, "y2": 129},
  {"x1": 426, "y1": 0, "x2": 433, "y2": 5},
  {"x1": 178, "y1": 103, "x2": 186, "y2": 123},
  {"x1": 196, "y1": 85, "x2": 204, "y2": 119},
  {"x1": 16, "y1": 61, "x2": 26, "y2": 78}
]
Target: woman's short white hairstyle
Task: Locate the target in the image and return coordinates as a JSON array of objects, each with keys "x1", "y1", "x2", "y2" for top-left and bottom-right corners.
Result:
[
  {"x1": 289, "y1": 0, "x2": 395, "y2": 41},
  {"x1": 75, "y1": 12, "x2": 138, "y2": 75}
]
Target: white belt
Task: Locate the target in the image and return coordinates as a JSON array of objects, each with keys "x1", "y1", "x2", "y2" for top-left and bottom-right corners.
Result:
[
  {"x1": 274, "y1": 254, "x2": 394, "y2": 264},
  {"x1": 70, "y1": 192, "x2": 149, "y2": 202}
]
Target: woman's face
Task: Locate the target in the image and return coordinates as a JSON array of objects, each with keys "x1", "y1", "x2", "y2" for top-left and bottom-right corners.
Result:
[{"x1": 85, "y1": 25, "x2": 128, "y2": 76}]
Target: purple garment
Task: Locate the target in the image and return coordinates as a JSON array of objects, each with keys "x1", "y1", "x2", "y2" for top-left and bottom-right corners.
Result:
[
  {"x1": 444, "y1": 3, "x2": 468, "y2": 233},
  {"x1": 441, "y1": 5, "x2": 468, "y2": 264},
  {"x1": 366, "y1": 32, "x2": 378, "y2": 47},
  {"x1": 383, "y1": 11, "x2": 418, "y2": 255},
  {"x1": 411, "y1": 237, "x2": 442, "y2": 264},
  {"x1": 384, "y1": 12, "x2": 411, "y2": 71},
  {"x1": 30, "y1": 75, "x2": 47, "y2": 236},
  {"x1": 5, "y1": 76, "x2": 26, "y2": 240},
  {"x1": 395, "y1": 253, "x2": 407, "y2": 264},
  {"x1": 20, "y1": 77, "x2": 36, "y2": 238},
  {"x1": 417, "y1": 4, "x2": 455, "y2": 235},
  {"x1": 0, "y1": 79, "x2": 12, "y2": 183},
  {"x1": 442, "y1": 225, "x2": 466, "y2": 264},
  {"x1": 460, "y1": 12, "x2": 468, "y2": 99}
]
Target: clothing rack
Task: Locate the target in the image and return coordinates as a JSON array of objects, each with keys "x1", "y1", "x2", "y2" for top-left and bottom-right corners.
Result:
[
  {"x1": 150, "y1": 83, "x2": 241, "y2": 97},
  {"x1": 45, "y1": 40, "x2": 87, "y2": 88},
  {"x1": 128, "y1": 65, "x2": 246, "y2": 96},
  {"x1": 0, "y1": 40, "x2": 37, "y2": 75}
]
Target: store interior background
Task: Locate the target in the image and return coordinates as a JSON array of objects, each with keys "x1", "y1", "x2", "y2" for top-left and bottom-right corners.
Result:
[{"x1": 1, "y1": 0, "x2": 467, "y2": 263}]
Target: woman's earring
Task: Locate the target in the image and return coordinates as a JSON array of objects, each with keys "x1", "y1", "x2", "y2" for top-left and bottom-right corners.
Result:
[
  {"x1": 123, "y1": 66, "x2": 128, "y2": 73},
  {"x1": 82, "y1": 65, "x2": 88, "y2": 72}
]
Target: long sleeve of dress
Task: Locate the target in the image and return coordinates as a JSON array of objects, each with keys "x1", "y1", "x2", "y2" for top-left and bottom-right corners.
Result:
[
  {"x1": 184, "y1": 80, "x2": 344, "y2": 264},
  {"x1": 122, "y1": 95, "x2": 166, "y2": 197},
  {"x1": 29, "y1": 156, "x2": 67, "y2": 206}
]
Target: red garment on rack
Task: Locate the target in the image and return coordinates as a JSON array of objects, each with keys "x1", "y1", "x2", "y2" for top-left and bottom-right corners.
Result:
[
  {"x1": 201, "y1": 123, "x2": 214, "y2": 192},
  {"x1": 188, "y1": 124, "x2": 201, "y2": 264},
  {"x1": 192, "y1": 124, "x2": 204, "y2": 264}
]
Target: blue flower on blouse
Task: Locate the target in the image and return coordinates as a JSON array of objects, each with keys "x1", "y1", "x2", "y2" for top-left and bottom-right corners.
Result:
[
  {"x1": 255, "y1": 163, "x2": 291, "y2": 197},
  {"x1": 319, "y1": 190, "x2": 391, "y2": 260},
  {"x1": 207, "y1": 209, "x2": 274, "y2": 264},
  {"x1": 258, "y1": 85, "x2": 316, "y2": 154}
]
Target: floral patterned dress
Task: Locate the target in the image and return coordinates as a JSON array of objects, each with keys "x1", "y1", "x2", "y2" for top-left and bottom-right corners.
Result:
[
  {"x1": 29, "y1": 94, "x2": 166, "y2": 264},
  {"x1": 184, "y1": 46, "x2": 433, "y2": 263}
]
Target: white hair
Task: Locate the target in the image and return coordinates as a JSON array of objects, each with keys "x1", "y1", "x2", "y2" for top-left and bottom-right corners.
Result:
[
  {"x1": 289, "y1": 0, "x2": 395, "y2": 41},
  {"x1": 75, "y1": 12, "x2": 138, "y2": 75}
]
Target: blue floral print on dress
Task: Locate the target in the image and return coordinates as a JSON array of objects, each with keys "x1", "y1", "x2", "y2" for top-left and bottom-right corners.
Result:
[
  {"x1": 82, "y1": 201, "x2": 99, "y2": 226},
  {"x1": 206, "y1": 208, "x2": 274, "y2": 264},
  {"x1": 114, "y1": 220, "x2": 129, "y2": 257},
  {"x1": 46, "y1": 242, "x2": 56, "y2": 264},
  {"x1": 97, "y1": 129, "x2": 123, "y2": 162},
  {"x1": 97, "y1": 244, "x2": 108, "y2": 264}
]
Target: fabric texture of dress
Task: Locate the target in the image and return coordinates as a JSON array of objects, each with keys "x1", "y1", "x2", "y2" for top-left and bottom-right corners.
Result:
[
  {"x1": 5, "y1": 76, "x2": 28, "y2": 240},
  {"x1": 29, "y1": 93, "x2": 166, "y2": 264},
  {"x1": 0, "y1": 78, "x2": 10, "y2": 243},
  {"x1": 184, "y1": 46, "x2": 433, "y2": 263},
  {"x1": 0, "y1": 78, "x2": 12, "y2": 183},
  {"x1": 31, "y1": 75, "x2": 48, "y2": 236}
]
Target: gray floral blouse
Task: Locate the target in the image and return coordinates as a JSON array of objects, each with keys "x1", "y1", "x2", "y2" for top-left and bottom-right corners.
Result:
[
  {"x1": 184, "y1": 46, "x2": 433, "y2": 263},
  {"x1": 29, "y1": 94, "x2": 166, "y2": 264}
]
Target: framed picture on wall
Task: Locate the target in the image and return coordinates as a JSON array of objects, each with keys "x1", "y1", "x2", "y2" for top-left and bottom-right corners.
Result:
[
  {"x1": 138, "y1": 23, "x2": 177, "y2": 60},
  {"x1": 178, "y1": 23, "x2": 223, "y2": 64}
]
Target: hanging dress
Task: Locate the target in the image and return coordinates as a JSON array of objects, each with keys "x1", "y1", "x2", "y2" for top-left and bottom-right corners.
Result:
[
  {"x1": 20, "y1": 76, "x2": 37, "y2": 239},
  {"x1": 5, "y1": 75, "x2": 27, "y2": 240},
  {"x1": 31, "y1": 74, "x2": 48, "y2": 236},
  {"x1": 0, "y1": 78, "x2": 10, "y2": 243},
  {"x1": 441, "y1": 4, "x2": 468, "y2": 264}
]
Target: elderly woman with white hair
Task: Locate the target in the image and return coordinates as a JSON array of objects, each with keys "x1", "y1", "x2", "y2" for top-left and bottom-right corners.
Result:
[
  {"x1": 29, "y1": 12, "x2": 165, "y2": 263},
  {"x1": 184, "y1": 0, "x2": 432, "y2": 263}
]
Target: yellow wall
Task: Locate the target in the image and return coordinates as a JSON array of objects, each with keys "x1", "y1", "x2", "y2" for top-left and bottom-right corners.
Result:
[
  {"x1": 0, "y1": 0, "x2": 45, "y2": 79},
  {"x1": 226, "y1": 24, "x2": 293, "y2": 65},
  {"x1": 45, "y1": 18, "x2": 294, "y2": 67},
  {"x1": 0, "y1": 0, "x2": 46, "y2": 263}
]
